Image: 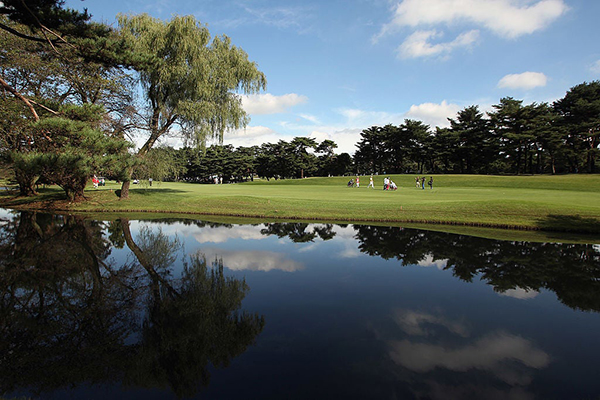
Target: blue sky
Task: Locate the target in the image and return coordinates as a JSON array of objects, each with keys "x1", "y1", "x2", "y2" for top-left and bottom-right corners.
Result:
[{"x1": 65, "y1": 0, "x2": 600, "y2": 154}]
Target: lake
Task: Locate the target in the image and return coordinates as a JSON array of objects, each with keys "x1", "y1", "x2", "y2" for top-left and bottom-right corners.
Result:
[{"x1": 0, "y1": 209, "x2": 599, "y2": 400}]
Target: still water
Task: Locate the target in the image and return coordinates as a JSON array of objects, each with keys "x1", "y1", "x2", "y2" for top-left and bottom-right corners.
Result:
[{"x1": 1, "y1": 209, "x2": 599, "y2": 400}]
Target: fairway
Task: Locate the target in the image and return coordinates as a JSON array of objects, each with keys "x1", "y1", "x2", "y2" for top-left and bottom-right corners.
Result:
[{"x1": 3, "y1": 174, "x2": 600, "y2": 234}]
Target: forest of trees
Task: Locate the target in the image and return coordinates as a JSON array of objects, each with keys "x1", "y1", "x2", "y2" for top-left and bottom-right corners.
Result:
[
  {"x1": 354, "y1": 92, "x2": 600, "y2": 175},
  {"x1": 1, "y1": 1, "x2": 599, "y2": 196},
  {"x1": 143, "y1": 85, "x2": 600, "y2": 183}
]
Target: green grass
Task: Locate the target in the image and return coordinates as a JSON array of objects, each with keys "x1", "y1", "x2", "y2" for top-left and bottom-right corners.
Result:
[{"x1": 2, "y1": 174, "x2": 600, "y2": 236}]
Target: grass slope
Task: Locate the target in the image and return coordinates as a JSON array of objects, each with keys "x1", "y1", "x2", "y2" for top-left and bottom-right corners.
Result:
[{"x1": 2, "y1": 174, "x2": 600, "y2": 234}]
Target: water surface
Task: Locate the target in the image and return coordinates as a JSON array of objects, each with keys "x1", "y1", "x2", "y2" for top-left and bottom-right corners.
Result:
[{"x1": 0, "y1": 210, "x2": 599, "y2": 399}]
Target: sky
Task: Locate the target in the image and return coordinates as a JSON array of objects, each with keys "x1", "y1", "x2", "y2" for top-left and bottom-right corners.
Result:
[{"x1": 64, "y1": 0, "x2": 600, "y2": 154}]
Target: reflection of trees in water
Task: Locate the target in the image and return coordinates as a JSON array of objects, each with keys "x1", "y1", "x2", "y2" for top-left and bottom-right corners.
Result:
[
  {"x1": 0, "y1": 212, "x2": 137, "y2": 395},
  {"x1": 121, "y1": 218, "x2": 265, "y2": 397},
  {"x1": 137, "y1": 218, "x2": 236, "y2": 230},
  {"x1": 260, "y1": 222, "x2": 336, "y2": 242},
  {"x1": 0, "y1": 213, "x2": 264, "y2": 398},
  {"x1": 353, "y1": 225, "x2": 600, "y2": 312}
]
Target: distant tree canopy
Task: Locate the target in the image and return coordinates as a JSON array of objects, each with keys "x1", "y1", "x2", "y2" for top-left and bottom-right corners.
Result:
[
  {"x1": 163, "y1": 81, "x2": 597, "y2": 183},
  {"x1": 141, "y1": 137, "x2": 352, "y2": 184},
  {"x1": 352, "y1": 84, "x2": 600, "y2": 175}
]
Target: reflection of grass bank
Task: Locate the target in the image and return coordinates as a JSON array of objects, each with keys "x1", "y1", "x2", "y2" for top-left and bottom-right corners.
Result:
[
  {"x1": 536, "y1": 214, "x2": 600, "y2": 234},
  {"x1": 1, "y1": 174, "x2": 600, "y2": 236}
]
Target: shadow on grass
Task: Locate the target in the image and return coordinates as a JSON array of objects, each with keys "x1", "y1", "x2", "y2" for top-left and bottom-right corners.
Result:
[
  {"x1": 537, "y1": 214, "x2": 600, "y2": 235},
  {"x1": 115, "y1": 188, "x2": 187, "y2": 197},
  {"x1": 0, "y1": 187, "x2": 189, "y2": 207},
  {"x1": 0, "y1": 192, "x2": 78, "y2": 214},
  {"x1": 0, "y1": 191, "x2": 66, "y2": 206}
]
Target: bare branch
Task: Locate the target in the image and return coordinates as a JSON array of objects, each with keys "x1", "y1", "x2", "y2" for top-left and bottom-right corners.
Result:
[{"x1": 28, "y1": 98, "x2": 59, "y2": 115}]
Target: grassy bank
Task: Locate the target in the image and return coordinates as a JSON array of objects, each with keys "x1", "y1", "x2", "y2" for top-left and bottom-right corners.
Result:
[{"x1": 2, "y1": 174, "x2": 600, "y2": 234}]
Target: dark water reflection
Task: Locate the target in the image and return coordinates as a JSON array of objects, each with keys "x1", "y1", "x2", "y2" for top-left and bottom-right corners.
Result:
[{"x1": 0, "y1": 210, "x2": 599, "y2": 399}]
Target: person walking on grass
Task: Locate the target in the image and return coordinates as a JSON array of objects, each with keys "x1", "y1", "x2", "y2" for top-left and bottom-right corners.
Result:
[
  {"x1": 356, "y1": 175, "x2": 360, "y2": 188},
  {"x1": 421, "y1": 176, "x2": 425, "y2": 190},
  {"x1": 368, "y1": 175, "x2": 374, "y2": 189},
  {"x1": 428, "y1": 176, "x2": 433, "y2": 189},
  {"x1": 415, "y1": 176, "x2": 420, "y2": 188}
]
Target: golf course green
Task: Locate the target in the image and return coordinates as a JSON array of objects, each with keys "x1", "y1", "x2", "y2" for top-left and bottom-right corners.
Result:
[{"x1": 2, "y1": 174, "x2": 600, "y2": 235}]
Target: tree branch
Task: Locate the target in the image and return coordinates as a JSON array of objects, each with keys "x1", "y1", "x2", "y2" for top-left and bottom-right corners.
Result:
[
  {"x1": 17, "y1": 0, "x2": 77, "y2": 54},
  {"x1": 28, "y1": 99, "x2": 59, "y2": 116},
  {"x1": 0, "y1": 21, "x2": 59, "y2": 43},
  {"x1": 0, "y1": 75, "x2": 39, "y2": 121}
]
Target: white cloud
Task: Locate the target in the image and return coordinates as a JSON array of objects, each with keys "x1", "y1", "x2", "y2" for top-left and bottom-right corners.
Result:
[
  {"x1": 225, "y1": 125, "x2": 276, "y2": 139},
  {"x1": 222, "y1": 125, "x2": 283, "y2": 149},
  {"x1": 226, "y1": 101, "x2": 460, "y2": 155},
  {"x1": 378, "y1": 0, "x2": 568, "y2": 40},
  {"x1": 497, "y1": 72, "x2": 548, "y2": 89},
  {"x1": 393, "y1": 309, "x2": 470, "y2": 337},
  {"x1": 201, "y1": 248, "x2": 304, "y2": 272},
  {"x1": 498, "y1": 287, "x2": 540, "y2": 300},
  {"x1": 309, "y1": 128, "x2": 363, "y2": 155},
  {"x1": 332, "y1": 225, "x2": 363, "y2": 258},
  {"x1": 223, "y1": 123, "x2": 363, "y2": 155},
  {"x1": 406, "y1": 100, "x2": 461, "y2": 128},
  {"x1": 193, "y1": 225, "x2": 267, "y2": 244},
  {"x1": 242, "y1": 93, "x2": 308, "y2": 115},
  {"x1": 299, "y1": 114, "x2": 321, "y2": 124},
  {"x1": 590, "y1": 60, "x2": 600, "y2": 74},
  {"x1": 337, "y1": 108, "x2": 368, "y2": 121},
  {"x1": 240, "y1": 5, "x2": 311, "y2": 30},
  {"x1": 389, "y1": 332, "x2": 550, "y2": 385},
  {"x1": 398, "y1": 29, "x2": 479, "y2": 59},
  {"x1": 336, "y1": 107, "x2": 405, "y2": 126},
  {"x1": 417, "y1": 254, "x2": 449, "y2": 270},
  {"x1": 216, "y1": 4, "x2": 313, "y2": 32}
]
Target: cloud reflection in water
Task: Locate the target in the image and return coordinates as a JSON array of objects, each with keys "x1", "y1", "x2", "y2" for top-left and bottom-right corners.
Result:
[
  {"x1": 387, "y1": 309, "x2": 550, "y2": 396},
  {"x1": 193, "y1": 225, "x2": 267, "y2": 243},
  {"x1": 200, "y1": 247, "x2": 304, "y2": 272}
]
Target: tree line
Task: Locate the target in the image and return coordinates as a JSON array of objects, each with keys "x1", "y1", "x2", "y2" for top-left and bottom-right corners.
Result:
[
  {"x1": 143, "y1": 83, "x2": 600, "y2": 184},
  {"x1": 143, "y1": 137, "x2": 353, "y2": 183},
  {"x1": 355, "y1": 90, "x2": 600, "y2": 175}
]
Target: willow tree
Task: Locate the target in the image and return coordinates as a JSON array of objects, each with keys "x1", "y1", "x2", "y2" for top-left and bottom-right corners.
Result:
[{"x1": 117, "y1": 14, "x2": 266, "y2": 199}]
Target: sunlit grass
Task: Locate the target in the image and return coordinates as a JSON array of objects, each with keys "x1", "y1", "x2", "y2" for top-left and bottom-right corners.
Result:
[{"x1": 1, "y1": 174, "x2": 600, "y2": 234}]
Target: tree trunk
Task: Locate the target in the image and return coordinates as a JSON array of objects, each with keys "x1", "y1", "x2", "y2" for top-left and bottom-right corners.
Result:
[
  {"x1": 65, "y1": 187, "x2": 86, "y2": 203},
  {"x1": 120, "y1": 218, "x2": 179, "y2": 299},
  {"x1": 15, "y1": 169, "x2": 38, "y2": 197},
  {"x1": 120, "y1": 180, "x2": 131, "y2": 200}
]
